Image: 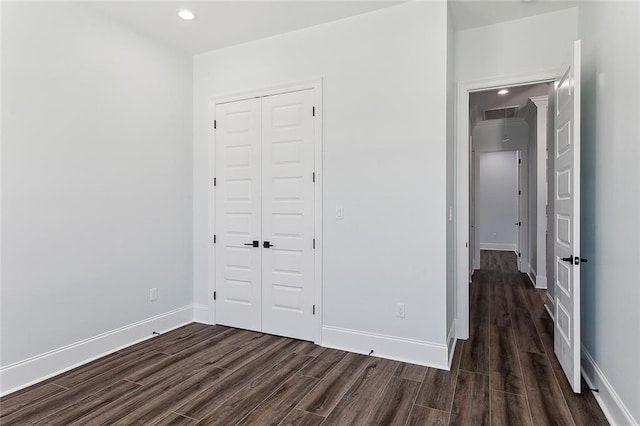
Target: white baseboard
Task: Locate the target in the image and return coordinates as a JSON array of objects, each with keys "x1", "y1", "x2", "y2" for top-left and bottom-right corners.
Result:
[
  {"x1": 447, "y1": 320, "x2": 457, "y2": 369},
  {"x1": 535, "y1": 275, "x2": 547, "y2": 289},
  {"x1": 0, "y1": 305, "x2": 193, "y2": 396},
  {"x1": 544, "y1": 292, "x2": 555, "y2": 320},
  {"x1": 193, "y1": 304, "x2": 211, "y2": 324},
  {"x1": 480, "y1": 243, "x2": 517, "y2": 252},
  {"x1": 321, "y1": 325, "x2": 449, "y2": 370},
  {"x1": 581, "y1": 345, "x2": 638, "y2": 426},
  {"x1": 527, "y1": 264, "x2": 537, "y2": 286}
]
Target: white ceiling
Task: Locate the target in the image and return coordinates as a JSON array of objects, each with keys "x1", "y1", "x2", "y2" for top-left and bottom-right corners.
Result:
[
  {"x1": 88, "y1": 1, "x2": 403, "y2": 55},
  {"x1": 87, "y1": 0, "x2": 578, "y2": 55},
  {"x1": 449, "y1": 0, "x2": 577, "y2": 31}
]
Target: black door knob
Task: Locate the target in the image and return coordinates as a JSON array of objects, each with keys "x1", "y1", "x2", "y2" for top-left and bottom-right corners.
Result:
[
  {"x1": 244, "y1": 241, "x2": 259, "y2": 247},
  {"x1": 263, "y1": 241, "x2": 274, "y2": 248}
]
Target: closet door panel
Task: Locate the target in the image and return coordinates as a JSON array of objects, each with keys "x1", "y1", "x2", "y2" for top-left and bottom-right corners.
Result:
[
  {"x1": 261, "y1": 90, "x2": 315, "y2": 341},
  {"x1": 215, "y1": 98, "x2": 262, "y2": 332}
]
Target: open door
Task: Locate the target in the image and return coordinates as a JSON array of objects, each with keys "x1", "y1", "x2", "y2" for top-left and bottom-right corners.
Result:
[
  {"x1": 516, "y1": 151, "x2": 523, "y2": 272},
  {"x1": 553, "y1": 40, "x2": 582, "y2": 393}
]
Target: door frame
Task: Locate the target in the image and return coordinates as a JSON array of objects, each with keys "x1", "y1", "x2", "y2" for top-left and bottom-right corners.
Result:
[
  {"x1": 208, "y1": 78, "x2": 323, "y2": 344},
  {"x1": 455, "y1": 72, "x2": 555, "y2": 339}
]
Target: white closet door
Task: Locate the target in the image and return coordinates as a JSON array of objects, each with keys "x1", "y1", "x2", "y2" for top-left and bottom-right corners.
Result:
[
  {"x1": 261, "y1": 90, "x2": 315, "y2": 341},
  {"x1": 215, "y1": 98, "x2": 262, "y2": 332}
]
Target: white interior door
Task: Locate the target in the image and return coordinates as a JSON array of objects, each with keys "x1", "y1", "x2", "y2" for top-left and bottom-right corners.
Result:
[
  {"x1": 215, "y1": 98, "x2": 262, "y2": 332},
  {"x1": 554, "y1": 40, "x2": 582, "y2": 393},
  {"x1": 473, "y1": 151, "x2": 480, "y2": 271},
  {"x1": 516, "y1": 151, "x2": 523, "y2": 271},
  {"x1": 261, "y1": 90, "x2": 315, "y2": 341}
]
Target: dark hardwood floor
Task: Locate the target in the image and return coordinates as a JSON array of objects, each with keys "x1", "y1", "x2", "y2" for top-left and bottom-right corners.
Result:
[{"x1": 0, "y1": 251, "x2": 608, "y2": 425}]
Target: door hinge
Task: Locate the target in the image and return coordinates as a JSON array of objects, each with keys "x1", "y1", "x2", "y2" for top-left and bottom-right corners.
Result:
[
  {"x1": 518, "y1": 252, "x2": 521, "y2": 258},
  {"x1": 214, "y1": 177, "x2": 217, "y2": 186},
  {"x1": 312, "y1": 305, "x2": 316, "y2": 315},
  {"x1": 213, "y1": 291, "x2": 217, "y2": 300},
  {"x1": 312, "y1": 172, "x2": 315, "y2": 182},
  {"x1": 213, "y1": 120, "x2": 217, "y2": 129},
  {"x1": 518, "y1": 159, "x2": 522, "y2": 164},
  {"x1": 313, "y1": 238, "x2": 316, "y2": 249},
  {"x1": 312, "y1": 106, "x2": 315, "y2": 117},
  {"x1": 213, "y1": 234, "x2": 216, "y2": 244},
  {"x1": 518, "y1": 190, "x2": 521, "y2": 195}
]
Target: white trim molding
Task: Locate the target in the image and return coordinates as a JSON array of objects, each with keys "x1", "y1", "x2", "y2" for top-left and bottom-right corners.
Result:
[
  {"x1": 526, "y1": 265, "x2": 547, "y2": 289},
  {"x1": 581, "y1": 346, "x2": 639, "y2": 426},
  {"x1": 0, "y1": 305, "x2": 193, "y2": 396},
  {"x1": 544, "y1": 292, "x2": 555, "y2": 320},
  {"x1": 535, "y1": 275, "x2": 547, "y2": 289},
  {"x1": 322, "y1": 326, "x2": 450, "y2": 370},
  {"x1": 447, "y1": 320, "x2": 457, "y2": 369},
  {"x1": 193, "y1": 304, "x2": 211, "y2": 324},
  {"x1": 480, "y1": 243, "x2": 517, "y2": 252},
  {"x1": 527, "y1": 264, "x2": 537, "y2": 287},
  {"x1": 530, "y1": 95, "x2": 550, "y2": 295}
]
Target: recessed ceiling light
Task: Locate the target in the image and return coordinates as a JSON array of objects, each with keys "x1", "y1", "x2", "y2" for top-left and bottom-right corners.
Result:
[
  {"x1": 498, "y1": 89, "x2": 509, "y2": 95},
  {"x1": 177, "y1": 9, "x2": 196, "y2": 21}
]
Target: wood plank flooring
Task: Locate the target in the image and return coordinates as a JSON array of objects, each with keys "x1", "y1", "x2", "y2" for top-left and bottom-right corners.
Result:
[{"x1": 0, "y1": 251, "x2": 608, "y2": 425}]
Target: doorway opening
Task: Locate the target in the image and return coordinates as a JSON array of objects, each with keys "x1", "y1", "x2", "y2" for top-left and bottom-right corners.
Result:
[{"x1": 468, "y1": 83, "x2": 552, "y2": 291}]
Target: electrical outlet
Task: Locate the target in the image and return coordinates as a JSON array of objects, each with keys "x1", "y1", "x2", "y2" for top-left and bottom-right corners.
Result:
[
  {"x1": 396, "y1": 303, "x2": 405, "y2": 318},
  {"x1": 150, "y1": 288, "x2": 157, "y2": 301}
]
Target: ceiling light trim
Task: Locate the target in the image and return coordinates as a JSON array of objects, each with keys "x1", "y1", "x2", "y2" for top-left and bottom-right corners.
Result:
[{"x1": 177, "y1": 9, "x2": 197, "y2": 21}]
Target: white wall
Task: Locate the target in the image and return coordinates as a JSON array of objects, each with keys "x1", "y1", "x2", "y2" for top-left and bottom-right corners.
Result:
[
  {"x1": 579, "y1": 2, "x2": 640, "y2": 424},
  {"x1": 455, "y1": 7, "x2": 578, "y2": 82},
  {"x1": 477, "y1": 151, "x2": 518, "y2": 250},
  {"x1": 193, "y1": 2, "x2": 450, "y2": 360},
  {"x1": 472, "y1": 119, "x2": 529, "y2": 151},
  {"x1": 446, "y1": 0, "x2": 456, "y2": 349},
  {"x1": 1, "y1": 1, "x2": 193, "y2": 378}
]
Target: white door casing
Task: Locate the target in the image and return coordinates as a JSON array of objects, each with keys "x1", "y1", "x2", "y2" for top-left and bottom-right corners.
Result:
[
  {"x1": 215, "y1": 98, "x2": 263, "y2": 332},
  {"x1": 553, "y1": 40, "x2": 582, "y2": 393},
  {"x1": 261, "y1": 90, "x2": 316, "y2": 341}
]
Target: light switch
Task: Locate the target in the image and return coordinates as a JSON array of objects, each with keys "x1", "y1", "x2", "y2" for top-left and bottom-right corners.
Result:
[{"x1": 336, "y1": 205, "x2": 344, "y2": 220}]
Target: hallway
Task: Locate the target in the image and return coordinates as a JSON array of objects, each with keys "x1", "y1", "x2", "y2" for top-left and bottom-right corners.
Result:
[{"x1": 461, "y1": 250, "x2": 608, "y2": 425}]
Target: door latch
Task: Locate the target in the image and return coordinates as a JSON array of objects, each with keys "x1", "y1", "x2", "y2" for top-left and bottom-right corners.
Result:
[
  {"x1": 263, "y1": 241, "x2": 274, "y2": 248},
  {"x1": 244, "y1": 241, "x2": 259, "y2": 247},
  {"x1": 561, "y1": 255, "x2": 589, "y2": 265}
]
